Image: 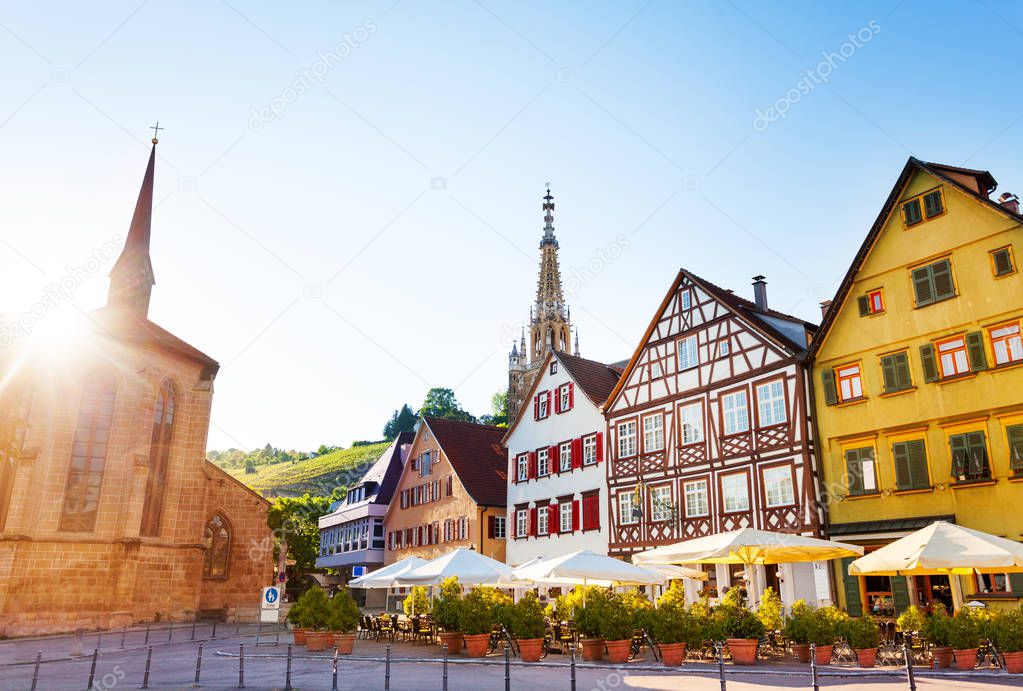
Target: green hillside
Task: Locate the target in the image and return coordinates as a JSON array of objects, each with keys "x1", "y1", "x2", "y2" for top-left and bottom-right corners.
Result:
[{"x1": 224, "y1": 442, "x2": 390, "y2": 496}]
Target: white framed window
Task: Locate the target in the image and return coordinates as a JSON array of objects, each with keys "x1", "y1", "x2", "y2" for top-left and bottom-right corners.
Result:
[
  {"x1": 550, "y1": 361, "x2": 558, "y2": 375},
  {"x1": 559, "y1": 384, "x2": 571, "y2": 412},
  {"x1": 516, "y1": 454, "x2": 529, "y2": 482},
  {"x1": 684, "y1": 479, "x2": 709, "y2": 517},
  {"x1": 677, "y1": 335, "x2": 699, "y2": 371},
  {"x1": 936, "y1": 337, "x2": 970, "y2": 378},
  {"x1": 836, "y1": 364, "x2": 864, "y2": 401},
  {"x1": 721, "y1": 472, "x2": 750, "y2": 512},
  {"x1": 681, "y1": 289, "x2": 691, "y2": 310},
  {"x1": 516, "y1": 509, "x2": 528, "y2": 538},
  {"x1": 538, "y1": 392, "x2": 550, "y2": 418},
  {"x1": 537, "y1": 448, "x2": 550, "y2": 477},
  {"x1": 618, "y1": 491, "x2": 639, "y2": 525},
  {"x1": 650, "y1": 360, "x2": 662, "y2": 378},
  {"x1": 679, "y1": 402, "x2": 704, "y2": 444},
  {"x1": 650, "y1": 485, "x2": 672, "y2": 522},
  {"x1": 420, "y1": 451, "x2": 432, "y2": 477},
  {"x1": 721, "y1": 390, "x2": 750, "y2": 435},
  {"x1": 559, "y1": 501, "x2": 573, "y2": 533},
  {"x1": 763, "y1": 466, "x2": 795, "y2": 508},
  {"x1": 991, "y1": 322, "x2": 1023, "y2": 366},
  {"x1": 582, "y1": 435, "x2": 597, "y2": 465},
  {"x1": 493, "y1": 516, "x2": 506, "y2": 539},
  {"x1": 643, "y1": 414, "x2": 664, "y2": 452},
  {"x1": 718, "y1": 340, "x2": 730, "y2": 357},
  {"x1": 756, "y1": 380, "x2": 787, "y2": 427},
  {"x1": 537, "y1": 506, "x2": 548, "y2": 535},
  {"x1": 618, "y1": 420, "x2": 637, "y2": 458},
  {"x1": 559, "y1": 442, "x2": 572, "y2": 472}
]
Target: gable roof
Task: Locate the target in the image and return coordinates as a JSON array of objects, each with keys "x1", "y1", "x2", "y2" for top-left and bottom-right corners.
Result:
[
  {"x1": 425, "y1": 417, "x2": 507, "y2": 507},
  {"x1": 606, "y1": 267, "x2": 817, "y2": 410},
  {"x1": 365, "y1": 431, "x2": 414, "y2": 505},
  {"x1": 809, "y1": 157, "x2": 1023, "y2": 358}
]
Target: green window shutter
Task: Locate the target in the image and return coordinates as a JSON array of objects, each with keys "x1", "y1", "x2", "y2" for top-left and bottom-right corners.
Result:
[
  {"x1": 881, "y1": 355, "x2": 898, "y2": 393},
  {"x1": 1008, "y1": 425, "x2": 1023, "y2": 473},
  {"x1": 920, "y1": 344, "x2": 938, "y2": 383},
  {"x1": 967, "y1": 431, "x2": 989, "y2": 478},
  {"x1": 821, "y1": 369, "x2": 838, "y2": 406},
  {"x1": 903, "y1": 199, "x2": 922, "y2": 226},
  {"x1": 907, "y1": 440, "x2": 929, "y2": 489},
  {"x1": 966, "y1": 331, "x2": 988, "y2": 371},
  {"x1": 891, "y1": 576, "x2": 910, "y2": 614},
  {"x1": 932, "y1": 260, "x2": 955, "y2": 300},
  {"x1": 950, "y1": 434, "x2": 969, "y2": 479},
  {"x1": 912, "y1": 266, "x2": 934, "y2": 306},
  {"x1": 993, "y1": 249, "x2": 1014, "y2": 276},
  {"x1": 892, "y1": 442, "x2": 911, "y2": 490},
  {"x1": 857, "y1": 295, "x2": 870, "y2": 317},
  {"x1": 841, "y1": 556, "x2": 863, "y2": 616},
  {"x1": 923, "y1": 191, "x2": 943, "y2": 218},
  {"x1": 845, "y1": 449, "x2": 864, "y2": 496},
  {"x1": 1009, "y1": 573, "x2": 1023, "y2": 594}
]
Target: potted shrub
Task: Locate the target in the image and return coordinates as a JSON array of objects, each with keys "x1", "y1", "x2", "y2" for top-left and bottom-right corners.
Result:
[
  {"x1": 949, "y1": 608, "x2": 981, "y2": 671},
  {"x1": 841, "y1": 616, "x2": 881, "y2": 668},
  {"x1": 809, "y1": 606, "x2": 847, "y2": 665},
  {"x1": 575, "y1": 589, "x2": 610, "y2": 661},
  {"x1": 717, "y1": 604, "x2": 765, "y2": 665},
  {"x1": 601, "y1": 593, "x2": 638, "y2": 664},
  {"x1": 297, "y1": 587, "x2": 332, "y2": 651},
  {"x1": 783, "y1": 600, "x2": 815, "y2": 663},
  {"x1": 992, "y1": 608, "x2": 1023, "y2": 674},
  {"x1": 649, "y1": 602, "x2": 702, "y2": 666},
  {"x1": 459, "y1": 588, "x2": 495, "y2": 658},
  {"x1": 433, "y1": 577, "x2": 464, "y2": 655},
  {"x1": 504, "y1": 592, "x2": 546, "y2": 662},
  {"x1": 403, "y1": 585, "x2": 431, "y2": 618},
  {"x1": 327, "y1": 589, "x2": 361, "y2": 654},
  {"x1": 922, "y1": 605, "x2": 954, "y2": 669},
  {"x1": 897, "y1": 605, "x2": 925, "y2": 635},
  {"x1": 287, "y1": 593, "x2": 309, "y2": 646},
  {"x1": 757, "y1": 587, "x2": 784, "y2": 633}
]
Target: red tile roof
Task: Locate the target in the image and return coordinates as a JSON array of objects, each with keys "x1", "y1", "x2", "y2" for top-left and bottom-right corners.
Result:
[
  {"x1": 424, "y1": 417, "x2": 507, "y2": 507},
  {"x1": 556, "y1": 352, "x2": 625, "y2": 407}
]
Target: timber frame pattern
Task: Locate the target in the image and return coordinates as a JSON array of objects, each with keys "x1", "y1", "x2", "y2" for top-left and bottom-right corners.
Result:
[{"x1": 604, "y1": 269, "x2": 825, "y2": 557}]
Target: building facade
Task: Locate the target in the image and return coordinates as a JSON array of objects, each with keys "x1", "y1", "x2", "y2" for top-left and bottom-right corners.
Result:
[
  {"x1": 604, "y1": 269, "x2": 828, "y2": 606},
  {"x1": 0, "y1": 142, "x2": 271, "y2": 636},
  {"x1": 812, "y1": 158, "x2": 1023, "y2": 615},
  {"x1": 503, "y1": 351, "x2": 621, "y2": 566}
]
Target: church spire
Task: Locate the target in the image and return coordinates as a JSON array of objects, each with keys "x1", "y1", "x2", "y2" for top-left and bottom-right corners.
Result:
[
  {"x1": 530, "y1": 184, "x2": 570, "y2": 361},
  {"x1": 541, "y1": 183, "x2": 557, "y2": 247},
  {"x1": 108, "y1": 136, "x2": 158, "y2": 317}
]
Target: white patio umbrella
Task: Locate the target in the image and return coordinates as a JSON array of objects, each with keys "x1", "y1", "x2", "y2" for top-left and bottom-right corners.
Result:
[
  {"x1": 645, "y1": 564, "x2": 708, "y2": 582},
  {"x1": 633, "y1": 528, "x2": 863, "y2": 605},
  {"x1": 348, "y1": 556, "x2": 428, "y2": 588},
  {"x1": 396, "y1": 547, "x2": 522, "y2": 587},
  {"x1": 512, "y1": 549, "x2": 666, "y2": 587}
]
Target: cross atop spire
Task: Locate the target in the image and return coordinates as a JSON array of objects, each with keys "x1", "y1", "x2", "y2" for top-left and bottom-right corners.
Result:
[
  {"x1": 149, "y1": 121, "x2": 163, "y2": 144},
  {"x1": 107, "y1": 140, "x2": 157, "y2": 316}
]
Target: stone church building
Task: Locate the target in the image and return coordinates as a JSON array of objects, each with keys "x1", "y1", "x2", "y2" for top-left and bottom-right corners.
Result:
[{"x1": 0, "y1": 140, "x2": 271, "y2": 636}]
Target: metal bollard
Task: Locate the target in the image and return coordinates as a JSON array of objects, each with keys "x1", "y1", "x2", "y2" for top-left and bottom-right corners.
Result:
[
  {"x1": 30, "y1": 651, "x2": 41, "y2": 691},
  {"x1": 212, "y1": 621, "x2": 217, "y2": 639},
  {"x1": 72, "y1": 628, "x2": 84, "y2": 657},
  {"x1": 284, "y1": 643, "x2": 293, "y2": 690},
  {"x1": 191, "y1": 619, "x2": 197, "y2": 641},
  {"x1": 504, "y1": 642, "x2": 510, "y2": 691},
  {"x1": 86, "y1": 647, "x2": 99, "y2": 689},
  {"x1": 144, "y1": 623, "x2": 151, "y2": 645},
  {"x1": 142, "y1": 646, "x2": 153, "y2": 689},
  {"x1": 384, "y1": 643, "x2": 391, "y2": 691},
  {"x1": 194, "y1": 642, "x2": 204, "y2": 686},
  {"x1": 810, "y1": 643, "x2": 819, "y2": 691},
  {"x1": 442, "y1": 643, "x2": 448, "y2": 691},
  {"x1": 716, "y1": 641, "x2": 726, "y2": 691},
  {"x1": 569, "y1": 642, "x2": 576, "y2": 691},
  {"x1": 904, "y1": 634, "x2": 917, "y2": 691},
  {"x1": 236, "y1": 619, "x2": 241, "y2": 637},
  {"x1": 168, "y1": 623, "x2": 174, "y2": 642},
  {"x1": 97, "y1": 630, "x2": 104, "y2": 649},
  {"x1": 332, "y1": 648, "x2": 339, "y2": 691},
  {"x1": 120, "y1": 626, "x2": 127, "y2": 649},
  {"x1": 238, "y1": 643, "x2": 245, "y2": 689}
]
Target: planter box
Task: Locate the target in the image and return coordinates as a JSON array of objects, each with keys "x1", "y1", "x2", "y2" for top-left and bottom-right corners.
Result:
[
  {"x1": 580, "y1": 638, "x2": 605, "y2": 661},
  {"x1": 727, "y1": 638, "x2": 758, "y2": 665},
  {"x1": 658, "y1": 642, "x2": 686, "y2": 667},
  {"x1": 605, "y1": 639, "x2": 631, "y2": 664}
]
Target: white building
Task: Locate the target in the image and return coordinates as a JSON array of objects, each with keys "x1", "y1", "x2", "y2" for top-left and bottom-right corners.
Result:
[{"x1": 504, "y1": 350, "x2": 623, "y2": 566}]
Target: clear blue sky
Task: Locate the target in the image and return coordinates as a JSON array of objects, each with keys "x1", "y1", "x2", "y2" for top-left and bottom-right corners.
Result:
[{"x1": 1, "y1": 1, "x2": 1020, "y2": 451}]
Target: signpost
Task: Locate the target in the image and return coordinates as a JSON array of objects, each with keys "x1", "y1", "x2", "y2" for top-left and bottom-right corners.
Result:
[{"x1": 257, "y1": 586, "x2": 281, "y2": 646}]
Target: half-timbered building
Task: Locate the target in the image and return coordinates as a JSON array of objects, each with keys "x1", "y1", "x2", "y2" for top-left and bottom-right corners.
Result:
[{"x1": 604, "y1": 269, "x2": 829, "y2": 606}]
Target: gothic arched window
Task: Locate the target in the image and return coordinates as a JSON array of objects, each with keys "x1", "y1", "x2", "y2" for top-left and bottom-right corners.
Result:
[
  {"x1": 141, "y1": 380, "x2": 176, "y2": 536},
  {"x1": 203, "y1": 513, "x2": 231, "y2": 579},
  {"x1": 0, "y1": 384, "x2": 32, "y2": 532},
  {"x1": 59, "y1": 371, "x2": 117, "y2": 532}
]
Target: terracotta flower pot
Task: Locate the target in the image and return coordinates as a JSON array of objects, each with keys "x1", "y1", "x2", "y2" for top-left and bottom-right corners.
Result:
[
  {"x1": 1003, "y1": 651, "x2": 1023, "y2": 674},
  {"x1": 306, "y1": 631, "x2": 330, "y2": 651},
  {"x1": 727, "y1": 638, "x2": 758, "y2": 665},
  {"x1": 658, "y1": 642, "x2": 686, "y2": 666},
  {"x1": 292, "y1": 628, "x2": 307, "y2": 645},
  {"x1": 931, "y1": 646, "x2": 953, "y2": 669},
  {"x1": 463, "y1": 633, "x2": 490, "y2": 658},
  {"x1": 580, "y1": 638, "x2": 605, "y2": 661},
  {"x1": 814, "y1": 644, "x2": 834, "y2": 666},
  {"x1": 438, "y1": 631, "x2": 464, "y2": 655},
  {"x1": 516, "y1": 638, "x2": 544, "y2": 663},
  {"x1": 333, "y1": 632, "x2": 356, "y2": 655},
  {"x1": 605, "y1": 639, "x2": 631, "y2": 664},
  {"x1": 791, "y1": 643, "x2": 811, "y2": 663},
  {"x1": 953, "y1": 648, "x2": 978, "y2": 671},
  {"x1": 855, "y1": 648, "x2": 877, "y2": 668}
]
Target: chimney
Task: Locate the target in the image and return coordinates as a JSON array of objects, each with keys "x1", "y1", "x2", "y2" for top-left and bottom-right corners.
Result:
[
  {"x1": 819, "y1": 300, "x2": 832, "y2": 319},
  {"x1": 752, "y1": 275, "x2": 768, "y2": 310},
  {"x1": 999, "y1": 192, "x2": 1020, "y2": 215}
]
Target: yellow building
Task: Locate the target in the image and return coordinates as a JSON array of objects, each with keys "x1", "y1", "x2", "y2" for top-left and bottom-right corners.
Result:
[{"x1": 811, "y1": 158, "x2": 1023, "y2": 616}]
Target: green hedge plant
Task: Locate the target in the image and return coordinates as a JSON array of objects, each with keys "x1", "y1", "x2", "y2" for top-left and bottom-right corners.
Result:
[
  {"x1": 459, "y1": 588, "x2": 496, "y2": 636},
  {"x1": 841, "y1": 616, "x2": 880, "y2": 650},
  {"x1": 600, "y1": 592, "x2": 638, "y2": 642},
  {"x1": 992, "y1": 608, "x2": 1023, "y2": 653},
  {"x1": 403, "y1": 586, "x2": 431, "y2": 617},
  {"x1": 948, "y1": 608, "x2": 981, "y2": 650},
  {"x1": 432, "y1": 577, "x2": 463, "y2": 632},
  {"x1": 504, "y1": 592, "x2": 546, "y2": 640},
  {"x1": 922, "y1": 605, "x2": 954, "y2": 648},
  {"x1": 649, "y1": 603, "x2": 703, "y2": 648},
  {"x1": 327, "y1": 590, "x2": 361, "y2": 633}
]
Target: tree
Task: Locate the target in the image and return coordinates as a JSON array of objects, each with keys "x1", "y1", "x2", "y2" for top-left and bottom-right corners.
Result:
[
  {"x1": 383, "y1": 404, "x2": 417, "y2": 439},
  {"x1": 267, "y1": 494, "x2": 333, "y2": 572},
  {"x1": 480, "y1": 390, "x2": 508, "y2": 427},
  {"x1": 418, "y1": 388, "x2": 477, "y2": 423}
]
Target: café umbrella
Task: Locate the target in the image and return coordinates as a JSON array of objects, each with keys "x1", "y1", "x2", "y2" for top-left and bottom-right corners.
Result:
[
  {"x1": 396, "y1": 547, "x2": 521, "y2": 587},
  {"x1": 348, "y1": 556, "x2": 428, "y2": 588},
  {"x1": 511, "y1": 549, "x2": 666, "y2": 587}
]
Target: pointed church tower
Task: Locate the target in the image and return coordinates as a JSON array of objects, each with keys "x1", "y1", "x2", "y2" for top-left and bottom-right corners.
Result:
[{"x1": 107, "y1": 138, "x2": 157, "y2": 317}]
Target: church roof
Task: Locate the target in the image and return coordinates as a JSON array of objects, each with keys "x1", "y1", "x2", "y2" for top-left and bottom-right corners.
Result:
[
  {"x1": 555, "y1": 351, "x2": 624, "y2": 406},
  {"x1": 424, "y1": 417, "x2": 507, "y2": 507}
]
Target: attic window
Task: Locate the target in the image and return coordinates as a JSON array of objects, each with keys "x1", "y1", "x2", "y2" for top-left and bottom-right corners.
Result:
[
  {"x1": 991, "y1": 247, "x2": 1016, "y2": 277},
  {"x1": 857, "y1": 289, "x2": 885, "y2": 316},
  {"x1": 902, "y1": 188, "x2": 945, "y2": 227},
  {"x1": 550, "y1": 361, "x2": 558, "y2": 375}
]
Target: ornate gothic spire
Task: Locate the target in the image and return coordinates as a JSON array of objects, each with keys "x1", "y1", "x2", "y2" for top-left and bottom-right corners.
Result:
[
  {"x1": 530, "y1": 184, "x2": 571, "y2": 361},
  {"x1": 108, "y1": 138, "x2": 157, "y2": 317},
  {"x1": 541, "y1": 183, "x2": 557, "y2": 247}
]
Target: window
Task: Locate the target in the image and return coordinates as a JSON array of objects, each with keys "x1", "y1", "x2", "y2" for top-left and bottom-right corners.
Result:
[
  {"x1": 990, "y1": 322, "x2": 1023, "y2": 366},
  {"x1": 720, "y1": 390, "x2": 749, "y2": 435},
  {"x1": 845, "y1": 447, "x2": 878, "y2": 496},
  {"x1": 679, "y1": 402, "x2": 704, "y2": 444},
  {"x1": 858, "y1": 289, "x2": 885, "y2": 316},
  {"x1": 902, "y1": 198, "x2": 922, "y2": 227},
  {"x1": 59, "y1": 372, "x2": 116, "y2": 532},
  {"x1": 618, "y1": 491, "x2": 640, "y2": 525},
  {"x1": 643, "y1": 414, "x2": 664, "y2": 452},
  {"x1": 516, "y1": 509, "x2": 528, "y2": 538},
  {"x1": 141, "y1": 380, "x2": 176, "y2": 537},
  {"x1": 537, "y1": 505, "x2": 549, "y2": 536},
  {"x1": 891, "y1": 439, "x2": 930, "y2": 491},
  {"x1": 550, "y1": 361, "x2": 558, "y2": 375},
  {"x1": 950, "y1": 431, "x2": 990, "y2": 482},
  {"x1": 559, "y1": 442, "x2": 572, "y2": 472},
  {"x1": 202, "y1": 514, "x2": 231, "y2": 579},
  {"x1": 650, "y1": 485, "x2": 672, "y2": 522},
  {"x1": 721, "y1": 473, "x2": 749, "y2": 512},
  {"x1": 537, "y1": 448, "x2": 550, "y2": 477},
  {"x1": 991, "y1": 247, "x2": 1016, "y2": 277},
  {"x1": 559, "y1": 501, "x2": 573, "y2": 533},
  {"x1": 681, "y1": 289, "x2": 691, "y2": 310},
  {"x1": 683, "y1": 480, "x2": 709, "y2": 517},
  {"x1": 558, "y1": 383, "x2": 572, "y2": 413},
  {"x1": 1008, "y1": 424, "x2": 1023, "y2": 475},
  {"x1": 762, "y1": 466, "x2": 795, "y2": 507},
  {"x1": 677, "y1": 336, "x2": 699, "y2": 370},
  {"x1": 617, "y1": 420, "x2": 637, "y2": 458},
  {"x1": 534, "y1": 391, "x2": 551, "y2": 420},
  {"x1": 977, "y1": 573, "x2": 1010, "y2": 594},
  {"x1": 650, "y1": 360, "x2": 662, "y2": 378},
  {"x1": 446, "y1": 474, "x2": 453, "y2": 496},
  {"x1": 420, "y1": 451, "x2": 432, "y2": 477},
  {"x1": 923, "y1": 190, "x2": 944, "y2": 218},
  {"x1": 718, "y1": 340, "x2": 730, "y2": 357},
  {"x1": 516, "y1": 454, "x2": 529, "y2": 482},
  {"x1": 836, "y1": 364, "x2": 864, "y2": 402},
  {"x1": 755, "y1": 380, "x2": 786, "y2": 427},
  {"x1": 582, "y1": 435, "x2": 597, "y2": 465},
  {"x1": 902, "y1": 188, "x2": 944, "y2": 227},
  {"x1": 911, "y1": 259, "x2": 956, "y2": 306},
  {"x1": 936, "y1": 336, "x2": 970, "y2": 378},
  {"x1": 493, "y1": 516, "x2": 506, "y2": 539},
  {"x1": 880, "y1": 352, "x2": 913, "y2": 393},
  {"x1": 582, "y1": 493, "x2": 600, "y2": 531}
]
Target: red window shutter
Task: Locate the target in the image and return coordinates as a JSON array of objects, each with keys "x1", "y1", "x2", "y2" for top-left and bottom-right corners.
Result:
[
  {"x1": 572, "y1": 500, "x2": 580, "y2": 532},
  {"x1": 548, "y1": 503, "x2": 557, "y2": 532},
  {"x1": 548, "y1": 445, "x2": 558, "y2": 470},
  {"x1": 530, "y1": 507, "x2": 537, "y2": 536},
  {"x1": 528, "y1": 451, "x2": 537, "y2": 479},
  {"x1": 533, "y1": 395, "x2": 539, "y2": 420},
  {"x1": 572, "y1": 438, "x2": 582, "y2": 469},
  {"x1": 545, "y1": 391, "x2": 552, "y2": 417},
  {"x1": 568, "y1": 383, "x2": 574, "y2": 410},
  {"x1": 595, "y1": 432, "x2": 604, "y2": 463},
  {"x1": 554, "y1": 388, "x2": 561, "y2": 414}
]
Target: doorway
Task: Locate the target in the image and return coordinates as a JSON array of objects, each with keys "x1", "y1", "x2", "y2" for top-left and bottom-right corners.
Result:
[{"x1": 913, "y1": 575, "x2": 953, "y2": 613}]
